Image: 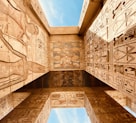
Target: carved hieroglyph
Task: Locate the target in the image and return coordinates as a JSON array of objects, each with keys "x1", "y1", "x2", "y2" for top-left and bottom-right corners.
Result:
[
  {"x1": 84, "y1": 0, "x2": 136, "y2": 99},
  {"x1": 1, "y1": 87, "x2": 136, "y2": 123},
  {"x1": 0, "y1": 0, "x2": 49, "y2": 98},
  {"x1": 50, "y1": 92, "x2": 84, "y2": 107},
  {"x1": 50, "y1": 40, "x2": 83, "y2": 71}
]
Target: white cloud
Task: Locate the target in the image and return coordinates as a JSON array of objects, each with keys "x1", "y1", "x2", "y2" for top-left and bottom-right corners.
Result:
[
  {"x1": 39, "y1": 0, "x2": 64, "y2": 26},
  {"x1": 50, "y1": 108, "x2": 91, "y2": 123},
  {"x1": 54, "y1": 108, "x2": 80, "y2": 123},
  {"x1": 73, "y1": 108, "x2": 80, "y2": 123},
  {"x1": 83, "y1": 116, "x2": 91, "y2": 123},
  {"x1": 83, "y1": 110, "x2": 91, "y2": 123},
  {"x1": 54, "y1": 108, "x2": 67, "y2": 123}
]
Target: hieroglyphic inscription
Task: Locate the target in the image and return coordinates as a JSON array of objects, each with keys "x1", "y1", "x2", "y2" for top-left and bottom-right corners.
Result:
[
  {"x1": 84, "y1": 0, "x2": 136, "y2": 99},
  {"x1": 1, "y1": 87, "x2": 136, "y2": 123},
  {"x1": 50, "y1": 40, "x2": 82, "y2": 70},
  {"x1": 50, "y1": 92, "x2": 84, "y2": 107}
]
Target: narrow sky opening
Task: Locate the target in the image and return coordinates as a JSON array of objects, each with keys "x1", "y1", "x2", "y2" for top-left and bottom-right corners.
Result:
[
  {"x1": 39, "y1": 0, "x2": 84, "y2": 26},
  {"x1": 124, "y1": 106, "x2": 136, "y2": 118},
  {"x1": 47, "y1": 108, "x2": 91, "y2": 123}
]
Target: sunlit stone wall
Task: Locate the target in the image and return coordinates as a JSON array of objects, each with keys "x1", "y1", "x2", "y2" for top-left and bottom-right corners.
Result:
[
  {"x1": 84, "y1": 0, "x2": 136, "y2": 99},
  {"x1": 78, "y1": 0, "x2": 89, "y2": 27},
  {"x1": 0, "y1": 0, "x2": 49, "y2": 98}
]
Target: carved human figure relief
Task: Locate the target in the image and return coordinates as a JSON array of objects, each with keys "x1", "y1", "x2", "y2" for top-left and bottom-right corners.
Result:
[{"x1": 0, "y1": 0, "x2": 47, "y2": 89}]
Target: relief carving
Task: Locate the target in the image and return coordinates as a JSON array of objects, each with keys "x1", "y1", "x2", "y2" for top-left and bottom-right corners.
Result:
[
  {"x1": 123, "y1": 77, "x2": 135, "y2": 95},
  {"x1": 125, "y1": 1, "x2": 136, "y2": 27},
  {"x1": 50, "y1": 92, "x2": 84, "y2": 107},
  {"x1": 84, "y1": 0, "x2": 136, "y2": 98},
  {"x1": 124, "y1": 65, "x2": 136, "y2": 77},
  {"x1": 52, "y1": 41, "x2": 81, "y2": 70},
  {"x1": 0, "y1": 0, "x2": 48, "y2": 93}
]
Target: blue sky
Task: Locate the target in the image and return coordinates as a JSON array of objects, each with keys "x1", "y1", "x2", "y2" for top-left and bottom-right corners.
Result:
[
  {"x1": 47, "y1": 108, "x2": 91, "y2": 123},
  {"x1": 38, "y1": 1, "x2": 90, "y2": 122},
  {"x1": 39, "y1": 0, "x2": 83, "y2": 26}
]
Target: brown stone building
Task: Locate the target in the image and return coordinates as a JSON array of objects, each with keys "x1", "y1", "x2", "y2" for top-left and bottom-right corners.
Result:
[{"x1": 0, "y1": 0, "x2": 136, "y2": 122}]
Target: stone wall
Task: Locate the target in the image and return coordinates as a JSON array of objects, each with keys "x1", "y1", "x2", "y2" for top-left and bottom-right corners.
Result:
[
  {"x1": 18, "y1": 71, "x2": 108, "y2": 89},
  {"x1": 84, "y1": 0, "x2": 136, "y2": 99},
  {"x1": 49, "y1": 35, "x2": 84, "y2": 71},
  {"x1": 0, "y1": 0, "x2": 49, "y2": 98},
  {"x1": 0, "y1": 92, "x2": 30, "y2": 120},
  {"x1": 126, "y1": 97, "x2": 136, "y2": 113},
  {"x1": 47, "y1": 71, "x2": 84, "y2": 87},
  {"x1": 1, "y1": 87, "x2": 136, "y2": 123},
  {"x1": 85, "y1": 87, "x2": 136, "y2": 123}
]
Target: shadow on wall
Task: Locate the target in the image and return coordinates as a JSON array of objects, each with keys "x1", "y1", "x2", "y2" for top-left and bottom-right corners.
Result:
[{"x1": 18, "y1": 71, "x2": 107, "y2": 90}]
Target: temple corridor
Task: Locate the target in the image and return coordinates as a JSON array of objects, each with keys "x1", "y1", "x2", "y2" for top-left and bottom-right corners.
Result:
[{"x1": 0, "y1": 0, "x2": 136, "y2": 122}]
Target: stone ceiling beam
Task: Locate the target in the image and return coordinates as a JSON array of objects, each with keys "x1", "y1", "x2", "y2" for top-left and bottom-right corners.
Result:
[{"x1": 79, "y1": 0, "x2": 105, "y2": 36}]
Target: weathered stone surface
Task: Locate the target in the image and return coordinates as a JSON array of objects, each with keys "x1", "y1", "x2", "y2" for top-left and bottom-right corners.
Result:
[
  {"x1": 50, "y1": 91, "x2": 84, "y2": 108},
  {"x1": 1, "y1": 87, "x2": 136, "y2": 123},
  {"x1": 84, "y1": 0, "x2": 136, "y2": 100},
  {"x1": 0, "y1": 0, "x2": 49, "y2": 98},
  {"x1": 50, "y1": 35, "x2": 84, "y2": 71},
  {"x1": 0, "y1": 92, "x2": 30, "y2": 120},
  {"x1": 0, "y1": 0, "x2": 136, "y2": 122}
]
